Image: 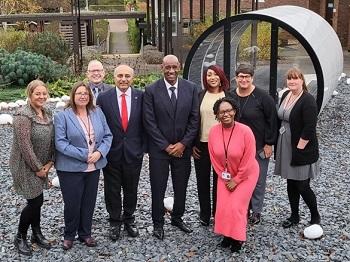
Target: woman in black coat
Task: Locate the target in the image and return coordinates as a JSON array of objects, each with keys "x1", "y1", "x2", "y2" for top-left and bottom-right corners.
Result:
[
  {"x1": 192, "y1": 65, "x2": 230, "y2": 226},
  {"x1": 275, "y1": 67, "x2": 321, "y2": 228}
]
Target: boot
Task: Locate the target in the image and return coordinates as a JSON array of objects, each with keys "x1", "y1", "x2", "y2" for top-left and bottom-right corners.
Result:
[
  {"x1": 14, "y1": 232, "x2": 32, "y2": 256},
  {"x1": 31, "y1": 227, "x2": 51, "y2": 249}
]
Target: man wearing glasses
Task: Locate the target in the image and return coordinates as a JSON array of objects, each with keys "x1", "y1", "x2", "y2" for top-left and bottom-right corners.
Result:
[
  {"x1": 86, "y1": 60, "x2": 112, "y2": 99},
  {"x1": 229, "y1": 63, "x2": 278, "y2": 225}
]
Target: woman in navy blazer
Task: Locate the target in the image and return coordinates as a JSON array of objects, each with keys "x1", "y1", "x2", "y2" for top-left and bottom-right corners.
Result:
[{"x1": 54, "y1": 82, "x2": 112, "y2": 250}]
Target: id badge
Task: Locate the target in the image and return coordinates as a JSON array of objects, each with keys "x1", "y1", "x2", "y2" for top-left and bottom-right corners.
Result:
[
  {"x1": 221, "y1": 171, "x2": 231, "y2": 180},
  {"x1": 279, "y1": 126, "x2": 286, "y2": 135}
]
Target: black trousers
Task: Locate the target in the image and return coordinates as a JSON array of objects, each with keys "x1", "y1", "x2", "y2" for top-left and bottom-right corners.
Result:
[
  {"x1": 194, "y1": 142, "x2": 217, "y2": 222},
  {"x1": 18, "y1": 193, "x2": 43, "y2": 234},
  {"x1": 149, "y1": 156, "x2": 191, "y2": 226},
  {"x1": 58, "y1": 170, "x2": 100, "y2": 240},
  {"x1": 287, "y1": 178, "x2": 320, "y2": 221},
  {"x1": 103, "y1": 160, "x2": 142, "y2": 226}
]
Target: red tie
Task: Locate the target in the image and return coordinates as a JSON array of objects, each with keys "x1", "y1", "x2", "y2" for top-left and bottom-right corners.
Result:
[{"x1": 121, "y1": 94, "x2": 128, "y2": 131}]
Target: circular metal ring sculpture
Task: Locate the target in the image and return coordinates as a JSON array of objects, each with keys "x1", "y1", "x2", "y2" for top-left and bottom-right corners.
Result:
[{"x1": 184, "y1": 5, "x2": 343, "y2": 112}]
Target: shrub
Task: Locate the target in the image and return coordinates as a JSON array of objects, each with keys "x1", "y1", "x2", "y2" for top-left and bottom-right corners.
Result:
[
  {"x1": 127, "y1": 19, "x2": 140, "y2": 53},
  {"x1": 0, "y1": 29, "x2": 28, "y2": 53},
  {"x1": 142, "y1": 45, "x2": 163, "y2": 64},
  {"x1": 238, "y1": 22, "x2": 272, "y2": 61},
  {"x1": 0, "y1": 49, "x2": 72, "y2": 86},
  {"x1": 25, "y1": 32, "x2": 72, "y2": 64}
]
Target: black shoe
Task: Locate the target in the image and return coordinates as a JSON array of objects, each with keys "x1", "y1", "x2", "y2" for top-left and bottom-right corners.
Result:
[
  {"x1": 124, "y1": 222, "x2": 139, "y2": 237},
  {"x1": 230, "y1": 239, "x2": 242, "y2": 253},
  {"x1": 63, "y1": 239, "x2": 73, "y2": 250},
  {"x1": 31, "y1": 228, "x2": 51, "y2": 249},
  {"x1": 153, "y1": 225, "x2": 164, "y2": 240},
  {"x1": 78, "y1": 236, "x2": 97, "y2": 247},
  {"x1": 220, "y1": 237, "x2": 232, "y2": 248},
  {"x1": 199, "y1": 218, "x2": 210, "y2": 227},
  {"x1": 171, "y1": 219, "x2": 193, "y2": 233},
  {"x1": 14, "y1": 233, "x2": 32, "y2": 256},
  {"x1": 282, "y1": 217, "x2": 300, "y2": 228},
  {"x1": 310, "y1": 215, "x2": 321, "y2": 225},
  {"x1": 249, "y1": 212, "x2": 261, "y2": 225},
  {"x1": 109, "y1": 225, "x2": 121, "y2": 241}
]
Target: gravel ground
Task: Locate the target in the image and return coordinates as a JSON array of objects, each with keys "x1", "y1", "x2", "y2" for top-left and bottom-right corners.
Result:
[{"x1": 0, "y1": 79, "x2": 349, "y2": 261}]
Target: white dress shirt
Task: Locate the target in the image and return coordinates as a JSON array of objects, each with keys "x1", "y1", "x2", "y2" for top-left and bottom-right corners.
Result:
[
  {"x1": 116, "y1": 87, "x2": 131, "y2": 120},
  {"x1": 164, "y1": 79, "x2": 179, "y2": 99}
]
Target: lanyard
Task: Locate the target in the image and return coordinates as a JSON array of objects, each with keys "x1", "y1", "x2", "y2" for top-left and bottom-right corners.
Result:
[{"x1": 222, "y1": 124, "x2": 235, "y2": 170}]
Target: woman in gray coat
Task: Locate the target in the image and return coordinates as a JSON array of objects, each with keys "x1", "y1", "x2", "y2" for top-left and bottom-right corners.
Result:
[{"x1": 10, "y1": 80, "x2": 55, "y2": 256}]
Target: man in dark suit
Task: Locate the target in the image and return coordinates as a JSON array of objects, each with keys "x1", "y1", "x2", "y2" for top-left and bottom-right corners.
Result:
[
  {"x1": 143, "y1": 55, "x2": 199, "y2": 240},
  {"x1": 86, "y1": 60, "x2": 112, "y2": 99},
  {"x1": 96, "y1": 64, "x2": 144, "y2": 241}
]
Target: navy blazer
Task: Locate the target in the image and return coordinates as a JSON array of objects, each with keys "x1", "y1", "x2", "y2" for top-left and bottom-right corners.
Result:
[
  {"x1": 143, "y1": 78, "x2": 199, "y2": 159},
  {"x1": 54, "y1": 107, "x2": 113, "y2": 172},
  {"x1": 96, "y1": 87, "x2": 145, "y2": 164}
]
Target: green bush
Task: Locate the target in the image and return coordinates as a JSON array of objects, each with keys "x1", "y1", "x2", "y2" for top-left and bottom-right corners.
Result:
[
  {"x1": 238, "y1": 22, "x2": 271, "y2": 61},
  {"x1": 24, "y1": 32, "x2": 72, "y2": 64},
  {"x1": 0, "y1": 29, "x2": 28, "y2": 53},
  {"x1": 127, "y1": 19, "x2": 140, "y2": 53},
  {"x1": 94, "y1": 19, "x2": 109, "y2": 45},
  {"x1": 0, "y1": 49, "x2": 71, "y2": 86}
]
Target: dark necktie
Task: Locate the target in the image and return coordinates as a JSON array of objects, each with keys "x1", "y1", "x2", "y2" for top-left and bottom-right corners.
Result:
[
  {"x1": 121, "y1": 94, "x2": 128, "y2": 131},
  {"x1": 169, "y1": 86, "x2": 176, "y2": 108}
]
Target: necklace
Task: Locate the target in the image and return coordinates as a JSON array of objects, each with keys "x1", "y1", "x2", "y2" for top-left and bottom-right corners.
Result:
[
  {"x1": 77, "y1": 114, "x2": 92, "y2": 145},
  {"x1": 222, "y1": 123, "x2": 235, "y2": 170},
  {"x1": 282, "y1": 91, "x2": 303, "y2": 119}
]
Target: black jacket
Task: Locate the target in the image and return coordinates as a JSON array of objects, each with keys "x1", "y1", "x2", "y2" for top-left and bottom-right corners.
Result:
[{"x1": 279, "y1": 90, "x2": 319, "y2": 166}]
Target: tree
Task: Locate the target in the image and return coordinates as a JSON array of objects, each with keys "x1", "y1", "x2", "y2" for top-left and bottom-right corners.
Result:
[{"x1": 0, "y1": 0, "x2": 42, "y2": 15}]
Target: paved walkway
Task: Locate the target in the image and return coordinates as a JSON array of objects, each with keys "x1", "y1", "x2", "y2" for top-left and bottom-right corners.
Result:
[{"x1": 108, "y1": 19, "x2": 131, "y2": 54}]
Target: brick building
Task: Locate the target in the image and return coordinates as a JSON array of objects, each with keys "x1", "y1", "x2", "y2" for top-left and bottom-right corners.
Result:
[{"x1": 182, "y1": 0, "x2": 350, "y2": 50}]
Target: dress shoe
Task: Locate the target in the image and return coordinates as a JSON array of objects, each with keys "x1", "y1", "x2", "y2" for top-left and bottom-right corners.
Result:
[
  {"x1": 282, "y1": 217, "x2": 300, "y2": 228},
  {"x1": 31, "y1": 228, "x2": 51, "y2": 249},
  {"x1": 124, "y1": 223, "x2": 139, "y2": 237},
  {"x1": 109, "y1": 225, "x2": 121, "y2": 241},
  {"x1": 310, "y1": 215, "x2": 321, "y2": 225},
  {"x1": 220, "y1": 236, "x2": 232, "y2": 248},
  {"x1": 79, "y1": 236, "x2": 97, "y2": 247},
  {"x1": 249, "y1": 212, "x2": 261, "y2": 225},
  {"x1": 14, "y1": 233, "x2": 32, "y2": 256},
  {"x1": 171, "y1": 219, "x2": 193, "y2": 233},
  {"x1": 230, "y1": 239, "x2": 242, "y2": 253},
  {"x1": 199, "y1": 218, "x2": 210, "y2": 227},
  {"x1": 153, "y1": 225, "x2": 164, "y2": 240},
  {"x1": 63, "y1": 239, "x2": 73, "y2": 250}
]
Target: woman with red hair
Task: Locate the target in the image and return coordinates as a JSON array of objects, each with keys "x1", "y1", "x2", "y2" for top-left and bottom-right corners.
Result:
[{"x1": 192, "y1": 64, "x2": 230, "y2": 226}]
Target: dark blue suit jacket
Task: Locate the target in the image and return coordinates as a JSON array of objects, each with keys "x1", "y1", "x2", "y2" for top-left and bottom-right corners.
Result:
[
  {"x1": 143, "y1": 78, "x2": 199, "y2": 159},
  {"x1": 96, "y1": 87, "x2": 145, "y2": 164}
]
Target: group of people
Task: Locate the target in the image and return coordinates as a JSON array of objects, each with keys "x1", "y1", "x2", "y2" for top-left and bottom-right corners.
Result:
[{"x1": 9, "y1": 55, "x2": 321, "y2": 256}]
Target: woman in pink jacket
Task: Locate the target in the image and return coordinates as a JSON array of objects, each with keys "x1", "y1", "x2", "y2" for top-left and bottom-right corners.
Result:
[{"x1": 208, "y1": 97, "x2": 259, "y2": 252}]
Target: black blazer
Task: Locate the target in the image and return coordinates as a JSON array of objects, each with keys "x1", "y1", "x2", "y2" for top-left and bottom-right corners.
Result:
[
  {"x1": 96, "y1": 87, "x2": 145, "y2": 164},
  {"x1": 279, "y1": 90, "x2": 319, "y2": 166},
  {"x1": 143, "y1": 78, "x2": 199, "y2": 159}
]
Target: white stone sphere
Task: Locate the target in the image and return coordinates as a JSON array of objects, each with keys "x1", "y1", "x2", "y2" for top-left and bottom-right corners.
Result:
[
  {"x1": 15, "y1": 99, "x2": 27, "y2": 106},
  {"x1": 55, "y1": 101, "x2": 66, "y2": 110},
  {"x1": 0, "y1": 114, "x2": 13, "y2": 125},
  {"x1": 304, "y1": 224, "x2": 323, "y2": 239},
  {"x1": 61, "y1": 95, "x2": 70, "y2": 102},
  {"x1": 8, "y1": 102, "x2": 19, "y2": 109},
  {"x1": 163, "y1": 196, "x2": 174, "y2": 212}
]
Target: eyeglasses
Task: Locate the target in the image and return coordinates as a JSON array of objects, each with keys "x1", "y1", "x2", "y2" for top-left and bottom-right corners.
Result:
[
  {"x1": 88, "y1": 69, "x2": 104, "y2": 73},
  {"x1": 236, "y1": 74, "x2": 252, "y2": 80},
  {"x1": 218, "y1": 108, "x2": 234, "y2": 116},
  {"x1": 75, "y1": 92, "x2": 89, "y2": 97}
]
